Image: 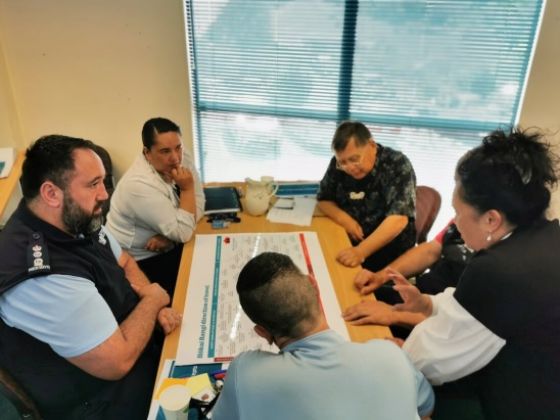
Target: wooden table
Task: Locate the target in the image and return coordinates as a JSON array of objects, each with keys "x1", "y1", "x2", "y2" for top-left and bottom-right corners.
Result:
[
  {"x1": 0, "y1": 150, "x2": 24, "y2": 219},
  {"x1": 157, "y1": 209, "x2": 392, "y2": 377}
]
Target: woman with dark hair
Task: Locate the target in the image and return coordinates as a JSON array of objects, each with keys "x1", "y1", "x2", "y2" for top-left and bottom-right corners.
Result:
[{"x1": 392, "y1": 127, "x2": 560, "y2": 419}]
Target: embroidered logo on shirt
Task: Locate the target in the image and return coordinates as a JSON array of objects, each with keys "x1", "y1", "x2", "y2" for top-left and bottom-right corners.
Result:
[{"x1": 349, "y1": 191, "x2": 365, "y2": 200}]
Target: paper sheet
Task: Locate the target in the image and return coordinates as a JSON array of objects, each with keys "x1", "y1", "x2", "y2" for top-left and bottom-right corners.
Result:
[
  {"x1": 266, "y1": 196, "x2": 317, "y2": 226},
  {"x1": 176, "y1": 232, "x2": 349, "y2": 365}
]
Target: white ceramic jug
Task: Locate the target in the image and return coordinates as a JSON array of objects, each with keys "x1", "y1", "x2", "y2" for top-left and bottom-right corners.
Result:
[{"x1": 245, "y1": 176, "x2": 278, "y2": 216}]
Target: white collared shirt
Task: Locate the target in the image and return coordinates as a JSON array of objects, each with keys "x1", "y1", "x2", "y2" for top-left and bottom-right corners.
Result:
[
  {"x1": 403, "y1": 287, "x2": 506, "y2": 385},
  {"x1": 106, "y1": 149, "x2": 205, "y2": 260}
]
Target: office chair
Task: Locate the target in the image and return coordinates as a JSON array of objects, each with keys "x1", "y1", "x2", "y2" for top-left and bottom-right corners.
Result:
[
  {"x1": 415, "y1": 185, "x2": 441, "y2": 243},
  {"x1": 0, "y1": 367, "x2": 41, "y2": 419}
]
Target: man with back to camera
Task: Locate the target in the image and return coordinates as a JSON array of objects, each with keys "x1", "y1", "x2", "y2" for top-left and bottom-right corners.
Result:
[
  {"x1": 212, "y1": 252, "x2": 434, "y2": 420},
  {"x1": 317, "y1": 121, "x2": 417, "y2": 272},
  {"x1": 106, "y1": 117, "x2": 205, "y2": 297},
  {"x1": 0, "y1": 135, "x2": 181, "y2": 419}
]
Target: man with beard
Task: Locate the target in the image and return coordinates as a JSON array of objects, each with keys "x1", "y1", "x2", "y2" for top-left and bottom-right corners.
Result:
[{"x1": 0, "y1": 135, "x2": 181, "y2": 419}]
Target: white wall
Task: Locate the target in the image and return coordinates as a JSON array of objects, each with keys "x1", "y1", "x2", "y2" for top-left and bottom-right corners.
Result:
[{"x1": 0, "y1": 0, "x2": 193, "y2": 178}]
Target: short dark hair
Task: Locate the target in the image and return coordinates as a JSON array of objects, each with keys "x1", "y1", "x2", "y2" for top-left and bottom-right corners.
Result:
[
  {"x1": 21, "y1": 135, "x2": 96, "y2": 201},
  {"x1": 332, "y1": 121, "x2": 372, "y2": 152},
  {"x1": 456, "y1": 127, "x2": 559, "y2": 227},
  {"x1": 141, "y1": 117, "x2": 181, "y2": 149},
  {"x1": 236, "y1": 252, "x2": 320, "y2": 338}
]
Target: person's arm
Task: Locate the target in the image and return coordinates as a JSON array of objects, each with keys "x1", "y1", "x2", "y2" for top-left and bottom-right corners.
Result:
[
  {"x1": 68, "y1": 281, "x2": 170, "y2": 380},
  {"x1": 172, "y1": 166, "x2": 197, "y2": 216},
  {"x1": 336, "y1": 214, "x2": 408, "y2": 267},
  {"x1": 171, "y1": 149, "x2": 207, "y2": 221},
  {"x1": 182, "y1": 148, "x2": 206, "y2": 222},
  {"x1": 403, "y1": 288, "x2": 506, "y2": 385},
  {"x1": 0, "y1": 273, "x2": 169, "y2": 381},
  {"x1": 357, "y1": 214, "x2": 409, "y2": 256},
  {"x1": 118, "y1": 248, "x2": 151, "y2": 287},
  {"x1": 387, "y1": 239, "x2": 442, "y2": 278},
  {"x1": 118, "y1": 248, "x2": 182, "y2": 334},
  {"x1": 145, "y1": 234, "x2": 175, "y2": 253},
  {"x1": 317, "y1": 200, "x2": 364, "y2": 242},
  {"x1": 354, "y1": 239, "x2": 442, "y2": 295},
  {"x1": 342, "y1": 299, "x2": 426, "y2": 327},
  {"x1": 132, "y1": 182, "x2": 197, "y2": 243}
]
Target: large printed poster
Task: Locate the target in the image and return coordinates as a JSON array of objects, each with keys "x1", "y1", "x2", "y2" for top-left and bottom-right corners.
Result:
[{"x1": 176, "y1": 231, "x2": 349, "y2": 365}]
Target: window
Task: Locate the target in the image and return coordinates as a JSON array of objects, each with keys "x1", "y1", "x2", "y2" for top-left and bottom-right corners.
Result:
[{"x1": 184, "y1": 0, "x2": 543, "y2": 230}]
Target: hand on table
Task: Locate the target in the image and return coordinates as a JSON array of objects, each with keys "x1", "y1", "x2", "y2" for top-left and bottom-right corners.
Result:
[
  {"x1": 145, "y1": 234, "x2": 174, "y2": 253},
  {"x1": 157, "y1": 307, "x2": 182, "y2": 335},
  {"x1": 340, "y1": 216, "x2": 364, "y2": 242},
  {"x1": 342, "y1": 299, "x2": 396, "y2": 326},
  {"x1": 131, "y1": 282, "x2": 170, "y2": 309},
  {"x1": 354, "y1": 268, "x2": 390, "y2": 294},
  {"x1": 336, "y1": 246, "x2": 365, "y2": 267}
]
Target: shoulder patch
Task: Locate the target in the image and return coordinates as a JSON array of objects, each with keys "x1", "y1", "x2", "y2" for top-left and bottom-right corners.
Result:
[
  {"x1": 97, "y1": 229, "x2": 108, "y2": 245},
  {"x1": 26, "y1": 232, "x2": 51, "y2": 274}
]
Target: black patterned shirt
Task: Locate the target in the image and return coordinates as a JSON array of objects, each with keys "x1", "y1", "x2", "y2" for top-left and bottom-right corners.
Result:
[{"x1": 317, "y1": 143, "x2": 417, "y2": 267}]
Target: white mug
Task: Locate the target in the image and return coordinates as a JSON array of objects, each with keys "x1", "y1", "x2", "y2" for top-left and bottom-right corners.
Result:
[{"x1": 160, "y1": 384, "x2": 191, "y2": 420}]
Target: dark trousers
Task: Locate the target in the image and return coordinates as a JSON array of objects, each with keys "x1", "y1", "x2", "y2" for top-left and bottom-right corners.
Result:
[
  {"x1": 137, "y1": 244, "x2": 183, "y2": 299},
  {"x1": 45, "y1": 337, "x2": 162, "y2": 420},
  {"x1": 431, "y1": 377, "x2": 484, "y2": 420}
]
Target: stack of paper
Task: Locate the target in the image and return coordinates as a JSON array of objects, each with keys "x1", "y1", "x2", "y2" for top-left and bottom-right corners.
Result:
[{"x1": 267, "y1": 196, "x2": 317, "y2": 226}]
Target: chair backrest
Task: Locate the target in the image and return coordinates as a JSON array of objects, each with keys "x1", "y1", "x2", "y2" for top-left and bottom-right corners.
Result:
[
  {"x1": 0, "y1": 367, "x2": 41, "y2": 419},
  {"x1": 415, "y1": 185, "x2": 441, "y2": 243}
]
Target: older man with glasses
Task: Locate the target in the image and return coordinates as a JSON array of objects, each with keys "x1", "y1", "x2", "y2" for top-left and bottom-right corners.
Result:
[{"x1": 317, "y1": 121, "x2": 417, "y2": 272}]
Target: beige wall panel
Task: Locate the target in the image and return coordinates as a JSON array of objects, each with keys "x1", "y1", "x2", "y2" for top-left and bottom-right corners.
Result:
[
  {"x1": 519, "y1": 0, "x2": 560, "y2": 219},
  {"x1": 0, "y1": 34, "x2": 23, "y2": 148},
  {"x1": 0, "y1": 0, "x2": 193, "y2": 178},
  {"x1": 0, "y1": 0, "x2": 558, "y2": 218}
]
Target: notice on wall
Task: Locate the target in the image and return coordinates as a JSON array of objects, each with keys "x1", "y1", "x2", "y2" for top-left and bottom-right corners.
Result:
[{"x1": 176, "y1": 231, "x2": 349, "y2": 365}]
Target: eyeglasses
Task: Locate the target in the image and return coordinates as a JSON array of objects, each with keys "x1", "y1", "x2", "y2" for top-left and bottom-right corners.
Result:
[{"x1": 335, "y1": 149, "x2": 366, "y2": 171}]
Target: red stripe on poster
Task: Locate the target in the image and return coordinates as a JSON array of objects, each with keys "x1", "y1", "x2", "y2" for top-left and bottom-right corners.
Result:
[{"x1": 298, "y1": 233, "x2": 325, "y2": 314}]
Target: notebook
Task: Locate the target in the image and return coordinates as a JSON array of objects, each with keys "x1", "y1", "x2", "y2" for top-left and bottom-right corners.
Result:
[
  {"x1": 275, "y1": 182, "x2": 319, "y2": 197},
  {"x1": 203, "y1": 187, "x2": 242, "y2": 215}
]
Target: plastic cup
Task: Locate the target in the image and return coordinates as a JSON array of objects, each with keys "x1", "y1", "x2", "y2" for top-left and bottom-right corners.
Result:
[{"x1": 159, "y1": 384, "x2": 191, "y2": 420}]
